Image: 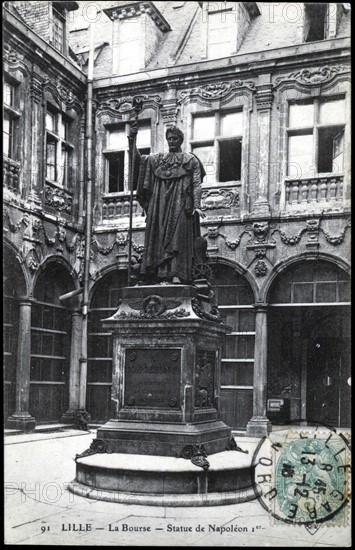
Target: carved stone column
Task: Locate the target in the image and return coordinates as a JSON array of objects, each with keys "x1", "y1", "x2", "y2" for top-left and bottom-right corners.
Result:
[
  {"x1": 246, "y1": 305, "x2": 272, "y2": 437},
  {"x1": 28, "y1": 74, "x2": 43, "y2": 209},
  {"x1": 7, "y1": 299, "x2": 36, "y2": 432},
  {"x1": 160, "y1": 101, "x2": 178, "y2": 153},
  {"x1": 61, "y1": 309, "x2": 83, "y2": 423},
  {"x1": 78, "y1": 115, "x2": 86, "y2": 224},
  {"x1": 252, "y1": 75, "x2": 273, "y2": 217}
]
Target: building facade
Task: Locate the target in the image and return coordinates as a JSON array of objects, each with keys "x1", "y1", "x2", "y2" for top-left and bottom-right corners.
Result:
[{"x1": 3, "y1": 1, "x2": 351, "y2": 436}]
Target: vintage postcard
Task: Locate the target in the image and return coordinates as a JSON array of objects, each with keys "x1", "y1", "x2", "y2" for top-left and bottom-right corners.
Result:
[{"x1": 4, "y1": 1, "x2": 351, "y2": 546}]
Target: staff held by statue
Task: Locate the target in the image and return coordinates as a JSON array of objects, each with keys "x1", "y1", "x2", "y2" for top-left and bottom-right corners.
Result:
[{"x1": 126, "y1": 98, "x2": 143, "y2": 285}]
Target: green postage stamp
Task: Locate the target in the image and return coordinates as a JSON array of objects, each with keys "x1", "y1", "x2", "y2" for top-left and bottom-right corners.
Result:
[{"x1": 253, "y1": 428, "x2": 351, "y2": 527}]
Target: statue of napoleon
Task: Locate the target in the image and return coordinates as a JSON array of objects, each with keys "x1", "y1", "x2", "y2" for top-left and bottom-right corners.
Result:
[{"x1": 129, "y1": 125, "x2": 206, "y2": 285}]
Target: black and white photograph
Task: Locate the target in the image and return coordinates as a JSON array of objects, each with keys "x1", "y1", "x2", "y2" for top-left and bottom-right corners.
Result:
[{"x1": 3, "y1": 1, "x2": 351, "y2": 546}]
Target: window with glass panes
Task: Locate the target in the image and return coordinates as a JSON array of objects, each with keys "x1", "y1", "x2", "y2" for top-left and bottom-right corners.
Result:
[
  {"x1": 52, "y1": 6, "x2": 65, "y2": 53},
  {"x1": 303, "y1": 3, "x2": 328, "y2": 42},
  {"x1": 45, "y1": 106, "x2": 73, "y2": 186},
  {"x1": 3, "y1": 81, "x2": 19, "y2": 159},
  {"x1": 87, "y1": 270, "x2": 127, "y2": 421},
  {"x1": 191, "y1": 111, "x2": 243, "y2": 186},
  {"x1": 287, "y1": 97, "x2": 345, "y2": 178},
  {"x1": 104, "y1": 122, "x2": 151, "y2": 193},
  {"x1": 210, "y1": 264, "x2": 255, "y2": 430},
  {"x1": 30, "y1": 264, "x2": 73, "y2": 423},
  {"x1": 269, "y1": 261, "x2": 351, "y2": 305}
]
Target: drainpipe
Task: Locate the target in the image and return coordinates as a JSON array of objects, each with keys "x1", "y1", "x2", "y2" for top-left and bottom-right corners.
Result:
[{"x1": 79, "y1": 18, "x2": 95, "y2": 413}]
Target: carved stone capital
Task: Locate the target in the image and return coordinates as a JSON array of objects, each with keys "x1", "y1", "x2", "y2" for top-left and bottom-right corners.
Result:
[
  {"x1": 30, "y1": 74, "x2": 44, "y2": 102},
  {"x1": 160, "y1": 102, "x2": 178, "y2": 124},
  {"x1": 255, "y1": 84, "x2": 274, "y2": 110}
]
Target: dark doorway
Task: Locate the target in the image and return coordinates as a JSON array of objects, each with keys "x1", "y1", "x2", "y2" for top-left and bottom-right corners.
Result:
[
  {"x1": 306, "y1": 315, "x2": 351, "y2": 427},
  {"x1": 268, "y1": 260, "x2": 351, "y2": 428}
]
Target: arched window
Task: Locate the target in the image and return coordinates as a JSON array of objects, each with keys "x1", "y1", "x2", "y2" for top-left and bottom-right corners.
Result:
[
  {"x1": 210, "y1": 264, "x2": 255, "y2": 430},
  {"x1": 87, "y1": 269, "x2": 127, "y2": 421},
  {"x1": 269, "y1": 260, "x2": 350, "y2": 304},
  {"x1": 30, "y1": 263, "x2": 74, "y2": 423}
]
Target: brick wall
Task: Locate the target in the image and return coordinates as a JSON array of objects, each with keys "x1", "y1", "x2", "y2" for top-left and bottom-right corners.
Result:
[
  {"x1": 236, "y1": 3, "x2": 251, "y2": 52},
  {"x1": 68, "y1": 4, "x2": 113, "y2": 78},
  {"x1": 177, "y1": 10, "x2": 204, "y2": 65},
  {"x1": 14, "y1": 1, "x2": 51, "y2": 43},
  {"x1": 144, "y1": 13, "x2": 164, "y2": 67}
]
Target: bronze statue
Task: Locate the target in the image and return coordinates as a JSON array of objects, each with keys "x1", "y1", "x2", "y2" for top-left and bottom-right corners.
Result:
[{"x1": 130, "y1": 125, "x2": 206, "y2": 285}]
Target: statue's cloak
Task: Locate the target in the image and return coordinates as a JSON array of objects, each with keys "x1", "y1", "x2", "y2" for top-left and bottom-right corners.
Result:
[{"x1": 136, "y1": 152, "x2": 204, "y2": 283}]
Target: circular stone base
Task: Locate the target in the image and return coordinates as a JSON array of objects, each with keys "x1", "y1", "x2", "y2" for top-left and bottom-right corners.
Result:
[{"x1": 68, "y1": 451, "x2": 260, "y2": 507}]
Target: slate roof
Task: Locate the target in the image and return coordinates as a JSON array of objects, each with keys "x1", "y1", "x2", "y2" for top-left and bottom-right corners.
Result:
[{"x1": 68, "y1": 1, "x2": 351, "y2": 74}]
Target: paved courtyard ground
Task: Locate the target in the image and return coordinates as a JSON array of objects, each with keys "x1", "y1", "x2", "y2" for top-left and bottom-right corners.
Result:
[{"x1": 4, "y1": 429, "x2": 351, "y2": 546}]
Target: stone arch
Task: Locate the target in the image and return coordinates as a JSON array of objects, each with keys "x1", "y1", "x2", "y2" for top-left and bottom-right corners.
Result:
[
  {"x1": 87, "y1": 266, "x2": 127, "y2": 422},
  {"x1": 3, "y1": 239, "x2": 29, "y2": 297},
  {"x1": 209, "y1": 256, "x2": 258, "y2": 304},
  {"x1": 263, "y1": 252, "x2": 351, "y2": 304},
  {"x1": 32, "y1": 254, "x2": 80, "y2": 297},
  {"x1": 89, "y1": 265, "x2": 128, "y2": 305},
  {"x1": 265, "y1": 253, "x2": 351, "y2": 427},
  {"x1": 208, "y1": 257, "x2": 256, "y2": 431},
  {"x1": 30, "y1": 257, "x2": 77, "y2": 423}
]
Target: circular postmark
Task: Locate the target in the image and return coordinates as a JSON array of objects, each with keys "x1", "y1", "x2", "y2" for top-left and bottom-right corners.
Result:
[{"x1": 252, "y1": 426, "x2": 351, "y2": 525}]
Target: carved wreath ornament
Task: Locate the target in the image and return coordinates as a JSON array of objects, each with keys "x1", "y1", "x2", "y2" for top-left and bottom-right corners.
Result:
[{"x1": 116, "y1": 295, "x2": 189, "y2": 319}]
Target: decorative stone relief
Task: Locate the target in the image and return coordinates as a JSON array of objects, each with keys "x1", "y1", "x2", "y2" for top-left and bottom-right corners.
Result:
[
  {"x1": 204, "y1": 224, "x2": 252, "y2": 251},
  {"x1": 44, "y1": 185, "x2": 73, "y2": 214},
  {"x1": 4, "y1": 43, "x2": 24, "y2": 65},
  {"x1": 3, "y1": 209, "x2": 24, "y2": 233},
  {"x1": 275, "y1": 65, "x2": 349, "y2": 90},
  {"x1": 305, "y1": 219, "x2": 320, "y2": 248},
  {"x1": 191, "y1": 298, "x2": 223, "y2": 324},
  {"x1": 116, "y1": 295, "x2": 189, "y2": 320},
  {"x1": 195, "y1": 350, "x2": 215, "y2": 408},
  {"x1": 271, "y1": 226, "x2": 304, "y2": 246},
  {"x1": 56, "y1": 84, "x2": 76, "y2": 105},
  {"x1": 75, "y1": 439, "x2": 113, "y2": 462},
  {"x1": 43, "y1": 77, "x2": 78, "y2": 106},
  {"x1": 178, "y1": 79, "x2": 256, "y2": 105},
  {"x1": 26, "y1": 251, "x2": 41, "y2": 273},
  {"x1": 321, "y1": 219, "x2": 351, "y2": 245},
  {"x1": 246, "y1": 221, "x2": 276, "y2": 260},
  {"x1": 251, "y1": 222, "x2": 269, "y2": 242},
  {"x1": 254, "y1": 260, "x2": 268, "y2": 277},
  {"x1": 201, "y1": 188, "x2": 239, "y2": 211},
  {"x1": 206, "y1": 225, "x2": 221, "y2": 239},
  {"x1": 96, "y1": 94, "x2": 162, "y2": 117},
  {"x1": 270, "y1": 218, "x2": 351, "y2": 247},
  {"x1": 180, "y1": 444, "x2": 210, "y2": 470}
]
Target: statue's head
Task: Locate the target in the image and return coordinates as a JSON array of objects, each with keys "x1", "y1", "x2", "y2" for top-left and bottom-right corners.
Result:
[{"x1": 166, "y1": 125, "x2": 184, "y2": 152}]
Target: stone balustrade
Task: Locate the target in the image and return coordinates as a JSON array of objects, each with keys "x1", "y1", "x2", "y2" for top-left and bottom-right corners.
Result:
[
  {"x1": 3, "y1": 157, "x2": 21, "y2": 192},
  {"x1": 286, "y1": 175, "x2": 344, "y2": 206},
  {"x1": 102, "y1": 194, "x2": 143, "y2": 220}
]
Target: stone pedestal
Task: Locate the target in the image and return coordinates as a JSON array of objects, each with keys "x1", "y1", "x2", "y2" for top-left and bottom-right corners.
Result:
[
  {"x1": 97, "y1": 285, "x2": 231, "y2": 457},
  {"x1": 70, "y1": 285, "x2": 259, "y2": 505}
]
